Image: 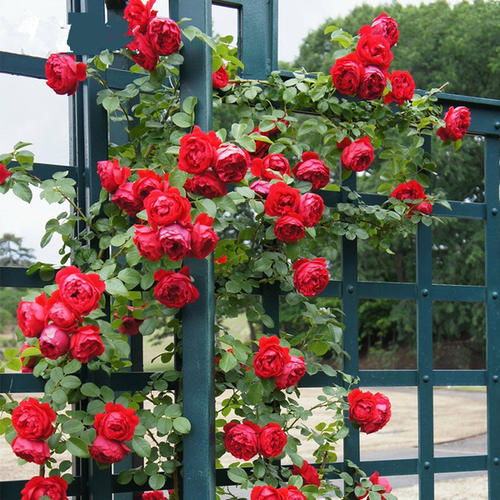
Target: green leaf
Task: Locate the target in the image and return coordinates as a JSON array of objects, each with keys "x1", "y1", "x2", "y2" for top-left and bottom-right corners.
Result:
[
  {"x1": 227, "y1": 467, "x2": 248, "y2": 484},
  {"x1": 81, "y1": 382, "x2": 101, "y2": 398},
  {"x1": 12, "y1": 182, "x2": 32, "y2": 203},
  {"x1": 62, "y1": 419, "x2": 84, "y2": 435},
  {"x1": 219, "y1": 352, "x2": 238, "y2": 372},
  {"x1": 132, "y1": 436, "x2": 151, "y2": 457},
  {"x1": 105, "y1": 278, "x2": 129, "y2": 296},
  {"x1": 172, "y1": 112, "x2": 193, "y2": 128},
  {"x1": 102, "y1": 95, "x2": 120, "y2": 113},
  {"x1": 66, "y1": 437, "x2": 90, "y2": 458},
  {"x1": 60, "y1": 375, "x2": 82, "y2": 390},
  {"x1": 118, "y1": 268, "x2": 141, "y2": 288},
  {"x1": 173, "y1": 417, "x2": 191, "y2": 434},
  {"x1": 52, "y1": 388, "x2": 68, "y2": 405},
  {"x1": 182, "y1": 96, "x2": 197, "y2": 114},
  {"x1": 148, "y1": 474, "x2": 165, "y2": 491}
]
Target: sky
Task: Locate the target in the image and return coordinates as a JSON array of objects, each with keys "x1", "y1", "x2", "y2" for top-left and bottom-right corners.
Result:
[{"x1": 0, "y1": 0, "x2": 461, "y2": 263}]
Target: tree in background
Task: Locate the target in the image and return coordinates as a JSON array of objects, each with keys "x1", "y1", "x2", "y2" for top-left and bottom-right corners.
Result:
[{"x1": 0, "y1": 233, "x2": 35, "y2": 267}]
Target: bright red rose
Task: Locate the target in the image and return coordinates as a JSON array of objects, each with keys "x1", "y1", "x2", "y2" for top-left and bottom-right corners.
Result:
[
  {"x1": 184, "y1": 169, "x2": 227, "y2": 199},
  {"x1": 70, "y1": 325, "x2": 105, "y2": 363},
  {"x1": 299, "y1": 193, "x2": 325, "y2": 227},
  {"x1": 330, "y1": 52, "x2": 364, "y2": 95},
  {"x1": 39, "y1": 325, "x2": 70, "y2": 360},
  {"x1": 357, "y1": 471, "x2": 393, "y2": 499},
  {"x1": 12, "y1": 437, "x2": 50, "y2": 465},
  {"x1": 293, "y1": 152, "x2": 330, "y2": 190},
  {"x1": 437, "y1": 106, "x2": 471, "y2": 141},
  {"x1": 124, "y1": 0, "x2": 157, "y2": 35},
  {"x1": 142, "y1": 492, "x2": 167, "y2": 500},
  {"x1": 89, "y1": 435, "x2": 130, "y2": 464},
  {"x1": 262, "y1": 154, "x2": 291, "y2": 179},
  {"x1": 17, "y1": 293, "x2": 47, "y2": 338},
  {"x1": 158, "y1": 223, "x2": 192, "y2": 261},
  {"x1": 179, "y1": 126, "x2": 221, "y2": 174},
  {"x1": 360, "y1": 13, "x2": 399, "y2": 47},
  {"x1": 215, "y1": 255, "x2": 228, "y2": 264},
  {"x1": 12, "y1": 398, "x2": 56, "y2": 441},
  {"x1": 223, "y1": 421, "x2": 260, "y2": 460},
  {"x1": 45, "y1": 53, "x2": 87, "y2": 96},
  {"x1": 253, "y1": 336, "x2": 290, "y2": 378},
  {"x1": 415, "y1": 201, "x2": 433, "y2": 215},
  {"x1": 190, "y1": 213, "x2": 218, "y2": 259},
  {"x1": 133, "y1": 225, "x2": 164, "y2": 261},
  {"x1": 154, "y1": 266, "x2": 200, "y2": 308},
  {"x1": 144, "y1": 187, "x2": 192, "y2": 228},
  {"x1": 384, "y1": 71, "x2": 415, "y2": 105},
  {"x1": 250, "y1": 179, "x2": 271, "y2": 197},
  {"x1": 274, "y1": 214, "x2": 305, "y2": 243},
  {"x1": 251, "y1": 158, "x2": 281, "y2": 182},
  {"x1": 293, "y1": 258, "x2": 329, "y2": 296},
  {"x1": 258, "y1": 423, "x2": 287, "y2": 458},
  {"x1": 0, "y1": 163, "x2": 11, "y2": 184},
  {"x1": 291, "y1": 460, "x2": 321, "y2": 486},
  {"x1": 21, "y1": 475, "x2": 68, "y2": 500},
  {"x1": 250, "y1": 486, "x2": 282, "y2": 500},
  {"x1": 278, "y1": 486, "x2": 307, "y2": 500},
  {"x1": 391, "y1": 180, "x2": 426, "y2": 201},
  {"x1": 213, "y1": 65, "x2": 229, "y2": 89},
  {"x1": 341, "y1": 137, "x2": 375, "y2": 172},
  {"x1": 357, "y1": 66, "x2": 386, "y2": 101},
  {"x1": 47, "y1": 290, "x2": 80, "y2": 331},
  {"x1": 147, "y1": 17, "x2": 181, "y2": 56},
  {"x1": 356, "y1": 34, "x2": 393, "y2": 70},
  {"x1": 336, "y1": 137, "x2": 352, "y2": 149},
  {"x1": 363, "y1": 392, "x2": 392, "y2": 434},
  {"x1": 56, "y1": 266, "x2": 105, "y2": 316},
  {"x1": 348, "y1": 388, "x2": 391, "y2": 434},
  {"x1": 214, "y1": 144, "x2": 251, "y2": 183},
  {"x1": 133, "y1": 170, "x2": 167, "y2": 201},
  {"x1": 274, "y1": 355, "x2": 306, "y2": 390},
  {"x1": 97, "y1": 159, "x2": 130, "y2": 194},
  {"x1": 94, "y1": 403, "x2": 139, "y2": 442},
  {"x1": 264, "y1": 182, "x2": 301, "y2": 217},
  {"x1": 112, "y1": 182, "x2": 143, "y2": 217},
  {"x1": 20, "y1": 343, "x2": 41, "y2": 373},
  {"x1": 128, "y1": 32, "x2": 160, "y2": 72}
]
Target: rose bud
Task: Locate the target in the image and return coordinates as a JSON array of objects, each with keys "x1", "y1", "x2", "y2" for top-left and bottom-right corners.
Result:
[
  {"x1": 264, "y1": 182, "x2": 301, "y2": 217},
  {"x1": 212, "y1": 65, "x2": 229, "y2": 89},
  {"x1": 147, "y1": 17, "x2": 182, "y2": 56},
  {"x1": 299, "y1": 192, "x2": 324, "y2": 227},
  {"x1": 127, "y1": 32, "x2": 159, "y2": 72},
  {"x1": 12, "y1": 437, "x2": 50, "y2": 465},
  {"x1": 278, "y1": 486, "x2": 307, "y2": 500},
  {"x1": 214, "y1": 144, "x2": 251, "y2": 183},
  {"x1": 437, "y1": 106, "x2": 471, "y2": 141},
  {"x1": 291, "y1": 460, "x2": 321, "y2": 486},
  {"x1": 330, "y1": 52, "x2": 364, "y2": 96},
  {"x1": 293, "y1": 258, "x2": 329, "y2": 297},
  {"x1": 45, "y1": 53, "x2": 87, "y2": 96},
  {"x1": 70, "y1": 325, "x2": 105, "y2": 364},
  {"x1": 133, "y1": 225, "x2": 164, "y2": 261},
  {"x1": 253, "y1": 336, "x2": 290, "y2": 378},
  {"x1": 184, "y1": 169, "x2": 227, "y2": 199},
  {"x1": 12, "y1": 398, "x2": 56, "y2": 440},
  {"x1": 341, "y1": 137, "x2": 375, "y2": 172},
  {"x1": 223, "y1": 421, "x2": 260, "y2": 460},
  {"x1": 250, "y1": 179, "x2": 271, "y2": 197},
  {"x1": 20, "y1": 475, "x2": 69, "y2": 500},
  {"x1": 189, "y1": 214, "x2": 218, "y2": 259},
  {"x1": 348, "y1": 388, "x2": 391, "y2": 434},
  {"x1": 258, "y1": 423, "x2": 287, "y2": 458},
  {"x1": 133, "y1": 170, "x2": 167, "y2": 201},
  {"x1": 274, "y1": 214, "x2": 306, "y2": 243},
  {"x1": 94, "y1": 403, "x2": 139, "y2": 442},
  {"x1": 124, "y1": 0, "x2": 157, "y2": 35},
  {"x1": 17, "y1": 293, "x2": 48, "y2": 338},
  {"x1": 112, "y1": 182, "x2": 143, "y2": 217},
  {"x1": 384, "y1": 71, "x2": 415, "y2": 105},
  {"x1": 89, "y1": 435, "x2": 130, "y2": 464},
  {"x1": 357, "y1": 472, "x2": 393, "y2": 499},
  {"x1": 154, "y1": 267, "x2": 200, "y2": 309},
  {"x1": 20, "y1": 343, "x2": 41, "y2": 373},
  {"x1": 97, "y1": 159, "x2": 130, "y2": 194},
  {"x1": 144, "y1": 186, "x2": 192, "y2": 228},
  {"x1": 356, "y1": 33, "x2": 393, "y2": 70},
  {"x1": 250, "y1": 486, "x2": 281, "y2": 500},
  {"x1": 47, "y1": 290, "x2": 80, "y2": 331},
  {"x1": 293, "y1": 152, "x2": 330, "y2": 190},
  {"x1": 274, "y1": 356, "x2": 306, "y2": 390},
  {"x1": 360, "y1": 13, "x2": 399, "y2": 47},
  {"x1": 39, "y1": 325, "x2": 70, "y2": 360},
  {"x1": 357, "y1": 66, "x2": 386, "y2": 101},
  {"x1": 179, "y1": 126, "x2": 221, "y2": 174},
  {"x1": 158, "y1": 223, "x2": 192, "y2": 261},
  {"x1": 0, "y1": 164, "x2": 12, "y2": 184}
]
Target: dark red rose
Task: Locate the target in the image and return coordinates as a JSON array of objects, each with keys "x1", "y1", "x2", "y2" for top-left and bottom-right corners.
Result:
[
  {"x1": 184, "y1": 169, "x2": 227, "y2": 199},
  {"x1": 293, "y1": 152, "x2": 330, "y2": 190},
  {"x1": 341, "y1": 137, "x2": 375, "y2": 172},
  {"x1": 213, "y1": 65, "x2": 229, "y2": 89},
  {"x1": 189, "y1": 213, "x2": 218, "y2": 259},
  {"x1": 360, "y1": 13, "x2": 399, "y2": 47},
  {"x1": 330, "y1": 52, "x2": 364, "y2": 95},
  {"x1": 384, "y1": 71, "x2": 415, "y2": 105},
  {"x1": 142, "y1": 492, "x2": 167, "y2": 500},
  {"x1": 293, "y1": 258, "x2": 329, "y2": 296},
  {"x1": 112, "y1": 182, "x2": 143, "y2": 217},
  {"x1": 158, "y1": 223, "x2": 192, "y2": 261},
  {"x1": 39, "y1": 325, "x2": 70, "y2": 360},
  {"x1": 12, "y1": 437, "x2": 50, "y2": 465},
  {"x1": 348, "y1": 389, "x2": 391, "y2": 434},
  {"x1": 47, "y1": 290, "x2": 79, "y2": 331},
  {"x1": 250, "y1": 179, "x2": 271, "y2": 197},
  {"x1": 250, "y1": 486, "x2": 282, "y2": 500},
  {"x1": 144, "y1": 187, "x2": 192, "y2": 228},
  {"x1": 253, "y1": 336, "x2": 290, "y2": 378},
  {"x1": 261, "y1": 154, "x2": 291, "y2": 179},
  {"x1": 356, "y1": 33, "x2": 393, "y2": 70},
  {"x1": 12, "y1": 398, "x2": 56, "y2": 441},
  {"x1": 147, "y1": 17, "x2": 181, "y2": 56},
  {"x1": 437, "y1": 106, "x2": 471, "y2": 141},
  {"x1": 94, "y1": 403, "x2": 139, "y2": 442},
  {"x1": 415, "y1": 201, "x2": 433, "y2": 215},
  {"x1": 223, "y1": 421, "x2": 260, "y2": 460},
  {"x1": 274, "y1": 356, "x2": 306, "y2": 390},
  {"x1": 214, "y1": 144, "x2": 251, "y2": 183},
  {"x1": 264, "y1": 182, "x2": 301, "y2": 217},
  {"x1": 89, "y1": 435, "x2": 130, "y2": 464},
  {"x1": 133, "y1": 225, "x2": 164, "y2": 261},
  {"x1": 128, "y1": 32, "x2": 159, "y2": 72},
  {"x1": 118, "y1": 306, "x2": 144, "y2": 336},
  {"x1": 251, "y1": 158, "x2": 282, "y2": 182},
  {"x1": 56, "y1": 266, "x2": 105, "y2": 316},
  {"x1": 277, "y1": 486, "x2": 307, "y2": 500},
  {"x1": 20, "y1": 343, "x2": 41, "y2": 373},
  {"x1": 357, "y1": 66, "x2": 386, "y2": 100},
  {"x1": 391, "y1": 180, "x2": 426, "y2": 201},
  {"x1": 274, "y1": 214, "x2": 305, "y2": 243},
  {"x1": 299, "y1": 193, "x2": 325, "y2": 227},
  {"x1": 179, "y1": 126, "x2": 221, "y2": 174},
  {"x1": 133, "y1": 170, "x2": 167, "y2": 201},
  {"x1": 154, "y1": 266, "x2": 200, "y2": 308},
  {"x1": 291, "y1": 460, "x2": 321, "y2": 486},
  {"x1": 17, "y1": 293, "x2": 48, "y2": 338},
  {"x1": 357, "y1": 471, "x2": 393, "y2": 499},
  {"x1": 336, "y1": 137, "x2": 352, "y2": 149},
  {"x1": 124, "y1": 0, "x2": 157, "y2": 35},
  {"x1": 0, "y1": 164, "x2": 11, "y2": 184},
  {"x1": 97, "y1": 159, "x2": 130, "y2": 194},
  {"x1": 45, "y1": 53, "x2": 87, "y2": 96},
  {"x1": 70, "y1": 325, "x2": 105, "y2": 364},
  {"x1": 258, "y1": 423, "x2": 287, "y2": 458},
  {"x1": 21, "y1": 476, "x2": 68, "y2": 500}
]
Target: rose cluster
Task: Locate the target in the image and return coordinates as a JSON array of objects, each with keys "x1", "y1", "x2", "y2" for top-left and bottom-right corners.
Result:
[
  {"x1": 17, "y1": 266, "x2": 106, "y2": 363},
  {"x1": 391, "y1": 179, "x2": 433, "y2": 215},
  {"x1": 251, "y1": 485, "x2": 306, "y2": 500},
  {"x1": 437, "y1": 105, "x2": 471, "y2": 142},
  {"x1": 20, "y1": 476, "x2": 69, "y2": 500},
  {"x1": 348, "y1": 388, "x2": 392, "y2": 434}
]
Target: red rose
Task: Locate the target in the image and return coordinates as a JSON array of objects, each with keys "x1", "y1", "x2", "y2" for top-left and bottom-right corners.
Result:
[
  {"x1": 251, "y1": 486, "x2": 282, "y2": 500},
  {"x1": 20, "y1": 343, "x2": 41, "y2": 373},
  {"x1": 39, "y1": 325, "x2": 70, "y2": 360},
  {"x1": 97, "y1": 159, "x2": 130, "y2": 194},
  {"x1": 21, "y1": 476, "x2": 68, "y2": 500},
  {"x1": 299, "y1": 193, "x2": 324, "y2": 227},
  {"x1": 360, "y1": 13, "x2": 399, "y2": 47},
  {"x1": 185, "y1": 169, "x2": 227, "y2": 199},
  {"x1": 415, "y1": 201, "x2": 433, "y2": 215},
  {"x1": 264, "y1": 182, "x2": 301, "y2": 217},
  {"x1": 357, "y1": 472, "x2": 393, "y2": 499},
  {"x1": 336, "y1": 137, "x2": 352, "y2": 149},
  {"x1": 118, "y1": 306, "x2": 144, "y2": 336},
  {"x1": 258, "y1": 423, "x2": 287, "y2": 458},
  {"x1": 17, "y1": 293, "x2": 48, "y2": 338},
  {"x1": 215, "y1": 255, "x2": 228, "y2": 264},
  {"x1": 253, "y1": 336, "x2": 290, "y2": 378},
  {"x1": 384, "y1": 71, "x2": 415, "y2": 105},
  {"x1": 250, "y1": 179, "x2": 271, "y2": 197},
  {"x1": 94, "y1": 403, "x2": 139, "y2": 442},
  {"x1": 274, "y1": 214, "x2": 305, "y2": 243},
  {"x1": 112, "y1": 182, "x2": 143, "y2": 217},
  {"x1": 274, "y1": 356, "x2": 306, "y2": 390},
  {"x1": 128, "y1": 32, "x2": 159, "y2": 72},
  {"x1": 291, "y1": 460, "x2": 320, "y2": 486},
  {"x1": 356, "y1": 34, "x2": 393, "y2": 70},
  {"x1": 213, "y1": 65, "x2": 229, "y2": 89},
  {"x1": 70, "y1": 325, "x2": 105, "y2": 363},
  {"x1": 391, "y1": 180, "x2": 426, "y2": 201},
  {"x1": 158, "y1": 223, "x2": 192, "y2": 261},
  {"x1": 124, "y1": 0, "x2": 157, "y2": 35},
  {"x1": 154, "y1": 266, "x2": 200, "y2": 308},
  {"x1": 293, "y1": 152, "x2": 330, "y2": 190},
  {"x1": 133, "y1": 170, "x2": 167, "y2": 201},
  {"x1": 133, "y1": 225, "x2": 164, "y2": 261},
  {"x1": 147, "y1": 17, "x2": 181, "y2": 56},
  {"x1": 190, "y1": 213, "x2": 218, "y2": 259},
  {"x1": 47, "y1": 290, "x2": 79, "y2": 331},
  {"x1": 348, "y1": 389, "x2": 391, "y2": 434},
  {"x1": 293, "y1": 258, "x2": 329, "y2": 296},
  {"x1": 12, "y1": 437, "x2": 50, "y2": 465},
  {"x1": 45, "y1": 54, "x2": 87, "y2": 96},
  {"x1": 357, "y1": 66, "x2": 386, "y2": 100},
  {"x1": 341, "y1": 137, "x2": 375, "y2": 172},
  {"x1": 89, "y1": 435, "x2": 130, "y2": 464},
  {"x1": 142, "y1": 492, "x2": 167, "y2": 500},
  {"x1": 144, "y1": 187, "x2": 192, "y2": 228},
  {"x1": 0, "y1": 163, "x2": 11, "y2": 184},
  {"x1": 56, "y1": 266, "x2": 105, "y2": 316},
  {"x1": 278, "y1": 486, "x2": 306, "y2": 500},
  {"x1": 261, "y1": 155, "x2": 291, "y2": 179},
  {"x1": 214, "y1": 144, "x2": 251, "y2": 183},
  {"x1": 330, "y1": 52, "x2": 364, "y2": 95},
  {"x1": 179, "y1": 126, "x2": 221, "y2": 174},
  {"x1": 437, "y1": 106, "x2": 471, "y2": 141},
  {"x1": 223, "y1": 421, "x2": 260, "y2": 460},
  {"x1": 12, "y1": 398, "x2": 56, "y2": 441}
]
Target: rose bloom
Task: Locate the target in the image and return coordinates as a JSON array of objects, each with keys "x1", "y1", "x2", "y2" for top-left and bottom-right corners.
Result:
[
  {"x1": 89, "y1": 435, "x2": 130, "y2": 464},
  {"x1": 45, "y1": 53, "x2": 87, "y2": 96},
  {"x1": 357, "y1": 66, "x2": 386, "y2": 101},
  {"x1": 415, "y1": 201, "x2": 433, "y2": 215},
  {"x1": 158, "y1": 223, "x2": 192, "y2": 261},
  {"x1": 21, "y1": 475, "x2": 69, "y2": 500},
  {"x1": 299, "y1": 193, "x2": 324, "y2": 227},
  {"x1": 341, "y1": 137, "x2": 375, "y2": 172},
  {"x1": 39, "y1": 325, "x2": 70, "y2": 360},
  {"x1": 262, "y1": 154, "x2": 291, "y2": 178},
  {"x1": 291, "y1": 460, "x2": 321, "y2": 486},
  {"x1": 278, "y1": 486, "x2": 307, "y2": 500},
  {"x1": 190, "y1": 213, "x2": 218, "y2": 259},
  {"x1": 142, "y1": 492, "x2": 168, "y2": 500},
  {"x1": 293, "y1": 258, "x2": 329, "y2": 296},
  {"x1": 330, "y1": 52, "x2": 364, "y2": 95},
  {"x1": 0, "y1": 163, "x2": 11, "y2": 184},
  {"x1": 223, "y1": 421, "x2": 260, "y2": 460},
  {"x1": 384, "y1": 71, "x2": 415, "y2": 105},
  {"x1": 179, "y1": 126, "x2": 221, "y2": 174},
  {"x1": 251, "y1": 124, "x2": 283, "y2": 159},
  {"x1": 133, "y1": 225, "x2": 164, "y2": 261},
  {"x1": 128, "y1": 32, "x2": 160, "y2": 72},
  {"x1": 250, "y1": 179, "x2": 271, "y2": 197},
  {"x1": 20, "y1": 343, "x2": 41, "y2": 373},
  {"x1": 250, "y1": 486, "x2": 281, "y2": 500},
  {"x1": 348, "y1": 388, "x2": 392, "y2": 434},
  {"x1": 214, "y1": 144, "x2": 251, "y2": 183},
  {"x1": 293, "y1": 152, "x2": 330, "y2": 190},
  {"x1": 357, "y1": 472, "x2": 393, "y2": 500},
  {"x1": 274, "y1": 355, "x2": 306, "y2": 390},
  {"x1": 124, "y1": 0, "x2": 157, "y2": 34},
  {"x1": 258, "y1": 423, "x2": 287, "y2": 458},
  {"x1": 253, "y1": 335, "x2": 290, "y2": 378},
  {"x1": 356, "y1": 33, "x2": 393, "y2": 70},
  {"x1": 147, "y1": 17, "x2": 181, "y2": 56},
  {"x1": 47, "y1": 290, "x2": 80, "y2": 331},
  {"x1": 213, "y1": 65, "x2": 229, "y2": 89},
  {"x1": 12, "y1": 398, "x2": 56, "y2": 441},
  {"x1": 154, "y1": 267, "x2": 200, "y2": 309},
  {"x1": 118, "y1": 306, "x2": 144, "y2": 336},
  {"x1": 391, "y1": 180, "x2": 426, "y2": 201},
  {"x1": 144, "y1": 187, "x2": 192, "y2": 228},
  {"x1": 336, "y1": 137, "x2": 352, "y2": 149},
  {"x1": 56, "y1": 266, "x2": 105, "y2": 316},
  {"x1": 132, "y1": 170, "x2": 166, "y2": 201},
  {"x1": 437, "y1": 106, "x2": 471, "y2": 141},
  {"x1": 17, "y1": 293, "x2": 48, "y2": 338},
  {"x1": 264, "y1": 182, "x2": 301, "y2": 217},
  {"x1": 12, "y1": 437, "x2": 50, "y2": 465},
  {"x1": 185, "y1": 169, "x2": 227, "y2": 199},
  {"x1": 362, "y1": 392, "x2": 392, "y2": 434},
  {"x1": 112, "y1": 182, "x2": 143, "y2": 217},
  {"x1": 361, "y1": 13, "x2": 399, "y2": 47},
  {"x1": 70, "y1": 325, "x2": 105, "y2": 364},
  {"x1": 94, "y1": 403, "x2": 139, "y2": 442},
  {"x1": 274, "y1": 214, "x2": 305, "y2": 243},
  {"x1": 97, "y1": 158, "x2": 130, "y2": 194}
]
